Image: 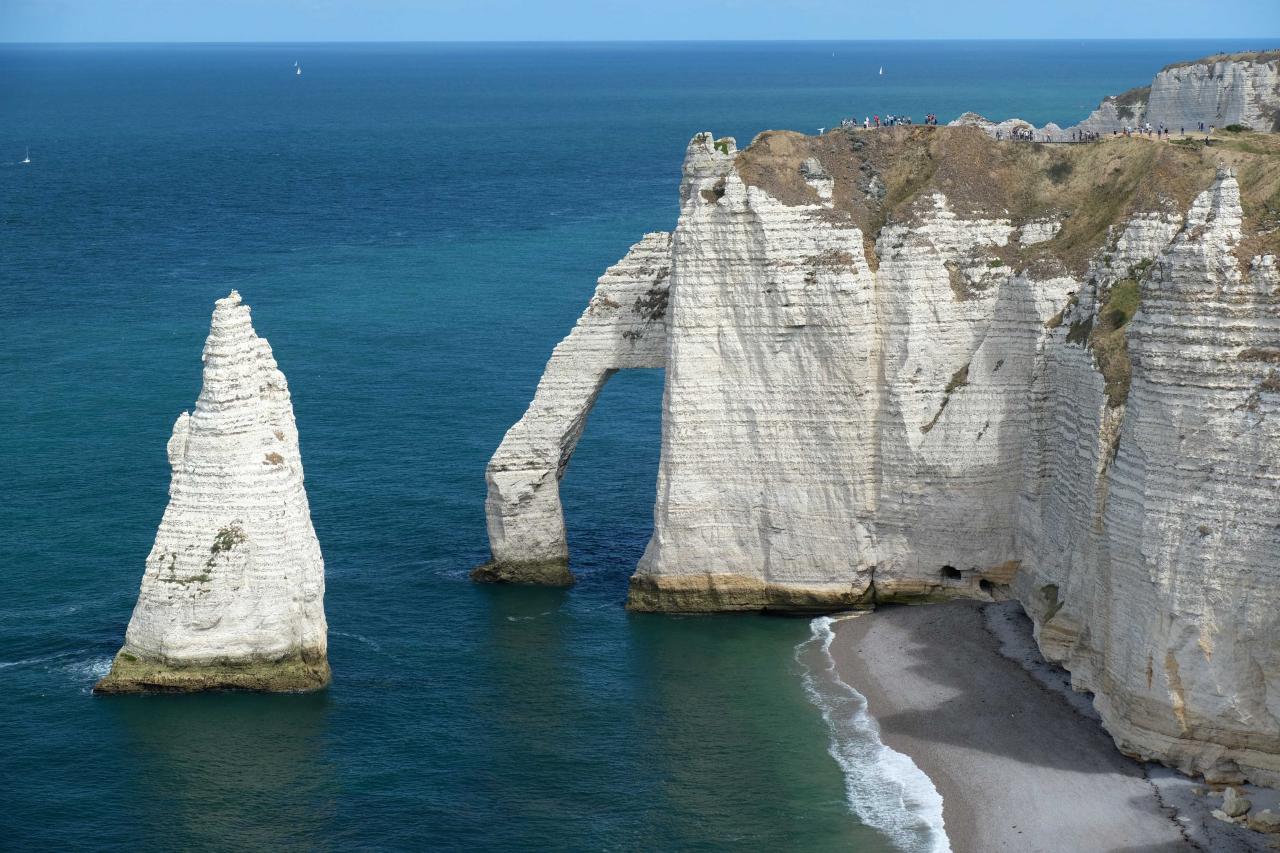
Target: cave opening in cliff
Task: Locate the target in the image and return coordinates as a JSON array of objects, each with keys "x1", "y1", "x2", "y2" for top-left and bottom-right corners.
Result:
[{"x1": 940, "y1": 565, "x2": 962, "y2": 580}]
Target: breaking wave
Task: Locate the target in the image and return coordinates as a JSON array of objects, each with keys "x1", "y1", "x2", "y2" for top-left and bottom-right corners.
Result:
[{"x1": 796, "y1": 615, "x2": 951, "y2": 853}]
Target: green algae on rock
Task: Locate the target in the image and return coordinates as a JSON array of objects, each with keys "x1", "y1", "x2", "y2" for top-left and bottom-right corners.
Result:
[
  {"x1": 94, "y1": 651, "x2": 330, "y2": 694},
  {"x1": 470, "y1": 559, "x2": 575, "y2": 587}
]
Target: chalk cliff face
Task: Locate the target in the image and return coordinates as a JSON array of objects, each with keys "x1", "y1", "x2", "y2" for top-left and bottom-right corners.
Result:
[
  {"x1": 478, "y1": 232, "x2": 672, "y2": 585},
  {"x1": 1078, "y1": 52, "x2": 1280, "y2": 133},
  {"x1": 955, "y1": 50, "x2": 1280, "y2": 140},
  {"x1": 95, "y1": 291, "x2": 329, "y2": 693},
  {"x1": 484, "y1": 125, "x2": 1280, "y2": 785}
]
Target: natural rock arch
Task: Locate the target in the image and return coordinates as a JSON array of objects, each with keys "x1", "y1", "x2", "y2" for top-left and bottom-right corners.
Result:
[{"x1": 473, "y1": 232, "x2": 672, "y2": 585}]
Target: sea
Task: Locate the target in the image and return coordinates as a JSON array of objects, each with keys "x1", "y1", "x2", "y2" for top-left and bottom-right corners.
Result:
[{"x1": 0, "y1": 40, "x2": 1264, "y2": 852}]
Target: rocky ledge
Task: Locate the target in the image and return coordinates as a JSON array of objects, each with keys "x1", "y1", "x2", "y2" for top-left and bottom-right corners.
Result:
[{"x1": 95, "y1": 291, "x2": 329, "y2": 694}]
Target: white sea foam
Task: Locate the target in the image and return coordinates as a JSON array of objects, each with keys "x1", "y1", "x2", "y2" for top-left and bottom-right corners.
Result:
[
  {"x1": 0, "y1": 651, "x2": 74, "y2": 670},
  {"x1": 504, "y1": 610, "x2": 553, "y2": 622},
  {"x1": 334, "y1": 630, "x2": 384, "y2": 652},
  {"x1": 62, "y1": 654, "x2": 113, "y2": 692},
  {"x1": 68, "y1": 655, "x2": 113, "y2": 680},
  {"x1": 796, "y1": 615, "x2": 951, "y2": 853}
]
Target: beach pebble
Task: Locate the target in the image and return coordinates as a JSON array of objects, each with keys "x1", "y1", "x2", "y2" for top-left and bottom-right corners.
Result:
[
  {"x1": 1247, "y1": 809, "x2": 1280, "y2": 833},
  {"x1": 1213, "y1": 808, "x2": 1241, "y2": 824},
  {"x1": 1223, "y1": 786, "x2": 1252, "y2": 817}
]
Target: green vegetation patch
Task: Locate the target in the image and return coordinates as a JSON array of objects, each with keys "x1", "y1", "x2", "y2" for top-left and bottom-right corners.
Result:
[
  {"x1": 632, "y1": 285, "x2": 669, "y2": 322},
  {"x1": 1065, "y1": 315, "x2": 1093, "y2": 346},
  {"x1": 1047, "y1": 159, "x2": 1074, "y2": 184},
  {"x1": 207, "y1": 523, "x2": 247, "y2": 567},
  {"x1": 1162, "y1": 51, "x2": 1280, "y2": 71},
  {"x1": 1091, "y1": 278, "x2": 1142, "y2": 407}
]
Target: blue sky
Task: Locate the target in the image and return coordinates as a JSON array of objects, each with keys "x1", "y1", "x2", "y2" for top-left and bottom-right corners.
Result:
[{"x1": 5, "y1": 0, "x2": 1279, "y2": 42}]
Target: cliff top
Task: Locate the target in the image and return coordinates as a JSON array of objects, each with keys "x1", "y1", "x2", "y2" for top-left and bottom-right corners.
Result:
[
  {"x1": 732, "y1": 125, "x2": 1280, "y2": 274},
  {"x1": 1161, "y1": 49, "x2": 1280, "y2": 71}
]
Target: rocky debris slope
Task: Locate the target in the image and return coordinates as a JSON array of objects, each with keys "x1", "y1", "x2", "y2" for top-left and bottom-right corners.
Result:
[
  {"x1": 95, "y1": 291, "x2": 328, "y2": 694},
  {"x1": 477, "y1": 232, "x2": 672, "y2": 584},
  {"x1": 484, "y1": 124, "x2": 1280, "y2": 786}
]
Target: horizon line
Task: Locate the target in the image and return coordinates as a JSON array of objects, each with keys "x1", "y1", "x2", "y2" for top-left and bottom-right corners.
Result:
[{"x1": 4, "y1": 37, "x2": 1279, "y2": 46}]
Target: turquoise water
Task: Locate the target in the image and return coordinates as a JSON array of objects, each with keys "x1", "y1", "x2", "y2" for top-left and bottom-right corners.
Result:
[{"x1": 0, "y1": 41, "x2": 1261, "y2": 851}]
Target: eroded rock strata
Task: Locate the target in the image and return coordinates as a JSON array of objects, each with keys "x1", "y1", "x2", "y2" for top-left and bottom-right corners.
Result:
[
  {"x1": 1079, "y1": 51, "x2": 1280, "y2": 134},
  {"x1": 955, "y1": 50, "x2": 1280, "y2": 139},
  {"x1": 477, "y1": 232, "x2": 672, "y2": 584},
  {"x1": 485, "y1": 125, "x2": 1280, "y2": 785},
  {"x1": 95, "y1": 291, "x2": 329, "y2": 694}
]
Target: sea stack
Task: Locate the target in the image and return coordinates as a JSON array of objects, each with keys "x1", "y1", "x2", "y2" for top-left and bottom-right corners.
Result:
[{"x1": 95, "y1": 291, "x2": 328, "y2": 694}]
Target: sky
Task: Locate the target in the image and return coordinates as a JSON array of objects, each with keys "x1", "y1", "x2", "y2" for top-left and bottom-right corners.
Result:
[{"x1": 3, "y1": 0, "x2": 1279, "y2": 42}]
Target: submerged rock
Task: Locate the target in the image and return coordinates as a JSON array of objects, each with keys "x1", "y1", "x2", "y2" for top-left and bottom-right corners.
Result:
[
  {"x1": 95, "y1": 291, "x2": 328, "y2": 694},
  {"x1": 1248, "y1": 809, "x2": 1280, "y2": 833}
]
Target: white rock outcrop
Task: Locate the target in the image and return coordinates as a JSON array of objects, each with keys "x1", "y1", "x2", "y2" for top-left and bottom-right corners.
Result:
[
  {"x1": 485, "y1": 125, "x2": 1280, "y2": 786},
  {"x1": 477, "y1": 232, "x2": 672, "y2": 584},
  {"x1": 953, "y1": 50, "x2": 1280, "y2": 140},
  {"x1": 1078, "y1": 52, "x2": 1280, "y2": 133},
  {"x1": 96, "y1": 291, "x2": 328, "y2": 693}
]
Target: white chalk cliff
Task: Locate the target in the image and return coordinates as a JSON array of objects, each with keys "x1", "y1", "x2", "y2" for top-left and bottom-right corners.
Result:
[
  {"x1": 1079, "y1": 51, "x2": 1280, "y2": 133},
  {"x1": 478, "y1": 232, "x2": 672, "y2": 584},
  {"x1": 96, "y1": 291, "x2": 329, "y2": 693},
  {"x1": 484, "y1": 125, "x2": 1280, "y2": 786},
  {"x1": 954, "y1": 50, "x2": 1280, "y2": 139}
]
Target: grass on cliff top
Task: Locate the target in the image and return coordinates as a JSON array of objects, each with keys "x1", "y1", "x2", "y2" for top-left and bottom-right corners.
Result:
[
  {"x1": 1161, "y1": 50, "x2": 1280, "y2": 70},
  {"x1": 1108, "y1": 85, "x2": 1151, "y2": 107},
  {"x1": 732, "y1": 126, "x2": 1280, "y2": 274}
]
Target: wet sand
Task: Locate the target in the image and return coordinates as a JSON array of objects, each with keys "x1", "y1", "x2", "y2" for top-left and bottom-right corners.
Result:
[{"x1": 832, "y1": 600, "x2": 1222, "y2": 853}]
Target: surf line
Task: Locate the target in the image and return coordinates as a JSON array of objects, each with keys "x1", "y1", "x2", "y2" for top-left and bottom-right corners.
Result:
[{"x1": 795, "y1": 614, "x2": 951, "y2": 853}]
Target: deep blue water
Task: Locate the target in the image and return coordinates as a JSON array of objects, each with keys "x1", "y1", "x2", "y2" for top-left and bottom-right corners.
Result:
[{"x1": 0, "y1": 40, "x2": 1264, "y2": 851}]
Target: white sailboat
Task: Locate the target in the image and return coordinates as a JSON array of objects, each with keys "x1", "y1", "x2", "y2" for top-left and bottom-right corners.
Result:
[
  {"x1": 20, "y1": 147, "x2": 30, "y2": 165},
  {"x1": 879, "y1": 66, "x2": 884, "y2": 76},
  {"x1": 296, "y1": 65, "x2": 302, "y2": 76}
]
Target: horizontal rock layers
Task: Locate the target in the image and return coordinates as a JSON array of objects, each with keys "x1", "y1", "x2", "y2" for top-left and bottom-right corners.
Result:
[
  {"x1": 95, "y1": 291, "x2": 328, "y2": 694},
  {"x1": 485, "y1": 125, "x2": 1280, "y2": 785},
  {"x1": 954, "y1": 49, "x2": 1280, "y2": 140},
  {"x1": 1079, "y1": 51, "x2": 1280, "y2": 134},
  {"x1": 477, "y1": 232, "x2": 672, "y2": 584}
]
